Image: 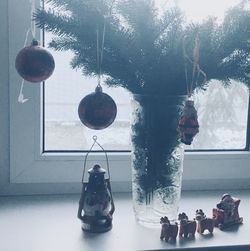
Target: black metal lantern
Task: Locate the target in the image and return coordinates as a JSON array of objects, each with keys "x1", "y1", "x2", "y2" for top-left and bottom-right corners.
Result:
[{"x1": 77, "y1": 136, "x2": 115, "y2": 233}]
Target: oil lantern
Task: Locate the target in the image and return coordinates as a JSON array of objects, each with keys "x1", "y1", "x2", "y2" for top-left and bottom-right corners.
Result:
[{"x1": 77, "y1": 137, "x2": 115, "y2": 233}]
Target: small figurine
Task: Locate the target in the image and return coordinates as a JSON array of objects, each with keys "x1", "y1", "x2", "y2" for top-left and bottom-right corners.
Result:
[
  {"x1": 213, "y1": 193, "x2": 243, "y2": 229},
  {"x1": 195, "y1": 209, "x2": 214, "y2": 234},
  {"x1": 178, "y1": 100, "x2": 199, "y2": 145},
  {"x1": 178, "y1": 212, "x2": 197, "y2": 238},
  {"x1": 160, "y1": 216, "x2": 178, "y2": 242}
]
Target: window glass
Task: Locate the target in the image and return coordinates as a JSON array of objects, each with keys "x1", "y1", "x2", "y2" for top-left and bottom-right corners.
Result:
[
  {"x1": 187, "y1": 81, "x2": 249, "y2": 150},
  {"x1": 43, "y1": 0, "x2": 248, "y2": 151},
  {"x1": 44, "y1": 45, "x2": 132, "y2": 151}
]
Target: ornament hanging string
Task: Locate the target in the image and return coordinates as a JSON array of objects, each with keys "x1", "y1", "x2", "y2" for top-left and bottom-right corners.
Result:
[
  {"x1": 95, "y1": 0, "x2": 116, "y2": 86},
  {"x1": 30, "y1": 0, "x2": 36, "y2": 39},
  {"x1": 96, "y1": 18, "x2": 106, "y2": 87},
  {"x1": 77, "y1": 14, "x2": 117, "y2": 130},
  {"x1": 81, "y1": 136, "x2": 111, "y2": 183},
  {"x1": 182, "y1": 35, "x2": 207, "y2": 98},
  {"x1": 18, "y1": 0, "x2": 36, "y2": 103},
  {"x1": 18, "y1": 28, "x2": 31, "y2": 103},
  {"x1": 178, "y1": 35, "x2": 203, "y2": 145}
]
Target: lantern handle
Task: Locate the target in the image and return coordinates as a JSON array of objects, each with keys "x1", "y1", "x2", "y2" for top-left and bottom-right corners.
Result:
[{"x1": 82, "y1": 136, "x2": 111, "y2": 183}]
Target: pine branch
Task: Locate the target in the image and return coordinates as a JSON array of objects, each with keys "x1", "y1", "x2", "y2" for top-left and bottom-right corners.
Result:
[
  {"x1": 34, "y1": 0, "x2": 250, "y2": 94},
  {"x1": 221, "y1": 5, "x2": 250, "y2": 57},
  {"x1": 34, "y1": 9, "x2": 79, "y2": 37},
  {"x1": 49, "y1": 37, "x2": 78, "y2": 51}
]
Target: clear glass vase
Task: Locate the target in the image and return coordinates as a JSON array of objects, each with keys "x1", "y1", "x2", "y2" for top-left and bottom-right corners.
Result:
[{"x1": 131, "y1": 94, "x2": 186, "y2": 227}]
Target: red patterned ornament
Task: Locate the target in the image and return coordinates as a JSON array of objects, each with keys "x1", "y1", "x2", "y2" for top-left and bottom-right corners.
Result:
[
  {"x1": 78, "y1": 85, "x2": 117, "y2": 130},
  {"x1": 15, "y1": 39, "x2": 55, "y2": 83},
  {"x1": 178, "y1": 100, "x2": 199, "y2": 145}
]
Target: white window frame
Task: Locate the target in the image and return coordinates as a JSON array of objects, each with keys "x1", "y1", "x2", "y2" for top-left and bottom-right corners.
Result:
[{"x1": 1, "y1": 0, "x2": 250, "y2": 195}]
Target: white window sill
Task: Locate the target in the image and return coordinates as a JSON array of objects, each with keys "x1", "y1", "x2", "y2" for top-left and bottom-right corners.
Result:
[{"x1": 0, "y1": 190, "x2": 249, "y2": 251}]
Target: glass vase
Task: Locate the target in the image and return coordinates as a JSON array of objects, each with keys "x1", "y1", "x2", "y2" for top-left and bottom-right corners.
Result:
[{"x1": 131, "y1": 94, "x2": 186, "y2": 227}]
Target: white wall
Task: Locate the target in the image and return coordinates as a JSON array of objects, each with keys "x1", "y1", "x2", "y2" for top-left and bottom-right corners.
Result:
[{"x1": 0, "y1": 0, "x2": 10, "y2": 194}]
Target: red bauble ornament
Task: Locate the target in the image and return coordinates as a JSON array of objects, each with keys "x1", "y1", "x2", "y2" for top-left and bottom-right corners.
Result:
[
  {"x1": 78, "y1": 86, "x2": 117, "y2": 130},
  {"x1": 178, "y1": 100, "x2": 199, "y2": 145},
  {"x1": 15, "y1": 39, "x2": 55, "y2": 83}
]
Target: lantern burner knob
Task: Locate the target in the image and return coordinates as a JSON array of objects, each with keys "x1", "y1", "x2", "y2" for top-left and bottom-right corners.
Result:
[{"x1": 88, "y1": 164, "x2": 106, "y2": 174}]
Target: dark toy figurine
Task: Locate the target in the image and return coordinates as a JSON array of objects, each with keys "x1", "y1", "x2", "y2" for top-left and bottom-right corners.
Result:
[
  {"x1": 195, "y1": 209, "x2": 214, "y2": 234},
  {"x1": 160, "y1": 216, "x2": 178, "y2": 242},
  {"x1": 213, "y1": 193, "x2": 243, "y2": 229},
  {"x1": 178, "y1": 212, "x2": 197, "y2": 238}
]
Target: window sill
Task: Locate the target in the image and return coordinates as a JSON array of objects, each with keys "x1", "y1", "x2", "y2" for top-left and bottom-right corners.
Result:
[{"x1": 0, "y1": 190, "x2": 249, "y2": 251}]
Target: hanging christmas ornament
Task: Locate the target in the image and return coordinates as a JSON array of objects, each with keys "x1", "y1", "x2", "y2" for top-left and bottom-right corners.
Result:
[
  {"x1": 178, "y1": 35, "x2": 206, "y2": 145},
  {"x1": 78, "y1": 85, "x2": 117, "y2": 130},
  {"x1": 15, "y1": 39, "x2": 55, "y2": 83},
  {"x1": 78, "y1": 19, "x2": 117, "y2": 130},
  {"x1": 178, "y1": 100, "x2": 199, "y2": 145},
  {"x1": 16, "y1": 0, "x2": 55, "y2": 103},
  {"x1": 77, "y1": 136, "x2": 115, "y2": 233}
]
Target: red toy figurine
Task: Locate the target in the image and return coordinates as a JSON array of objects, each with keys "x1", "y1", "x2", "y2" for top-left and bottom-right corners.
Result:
[
  {"x1": 178, "y1": 100, "x2": 199, "y2": 145},
  {"x1": 160, "y1": 216, "x2": 178, "y2": 242},
  {"x1": 195, "y1": 209, "x2": 214, "y2": 234},
  {"x1": 178, "y1": 212, "x2": 197, "y2": 238},
  {"x1": 213, "y1": 194, "x2": 243, "y2": 229}
]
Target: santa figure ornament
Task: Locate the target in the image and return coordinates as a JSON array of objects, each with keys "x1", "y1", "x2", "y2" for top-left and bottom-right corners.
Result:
[
  {"x1": 178, "y1": 35, "x2": 206, "y2": 144},
  {"x1": 178, "y1": 100, "x2": 199, "y2": 145}
]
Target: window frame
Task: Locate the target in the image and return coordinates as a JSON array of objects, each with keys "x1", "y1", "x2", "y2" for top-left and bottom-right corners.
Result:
[{"x1": 2, "y1": 0, "x2": 250, "y2": 196}]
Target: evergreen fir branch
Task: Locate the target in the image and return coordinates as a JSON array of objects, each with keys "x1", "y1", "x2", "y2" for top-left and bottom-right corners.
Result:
[
  {"x1": 156, "y1": 7, "x2": 184, "y2": 45},
  {"x1": 49, "y1": 37, "x2": 78, "y2": 51},
  {"x1": 44, "y1": 0, "x2": 112, "y2": 17},
  {"x1": 221, "y1": 5, "x2": 250, "y2": 57},
  {"x1": 34, "y1": 9, "x2": 79, "y2": 37},
  {"x1": 45, "y1": 0, "x2": 73, "y2": 8},
  {"x1": 34, "y1": 0, "x2": 250, "y2": 94},
  {"x1": 116, "y1": 0, "x2": 159, "y2": 44},
  {"x1": 106, "y1": 77, "x2": 140, "y2": 93}
]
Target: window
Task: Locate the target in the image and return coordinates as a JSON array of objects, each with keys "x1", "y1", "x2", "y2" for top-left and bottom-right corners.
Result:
[
  {"x1": 3, "y1": 0, "x2": 250, "y2": 195},
  {"x1": 44, "y1": 34, "x2": 132, "y2": 151},
  {"x1": 43, "y1": 0, "x2": 249, "y2": 152},
  {"x1": 187, "y1": 81, "x2": 249, "y2": 150},
  {"x1": 44, "y1": 56, "x2": 250, "y2": 151}
]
